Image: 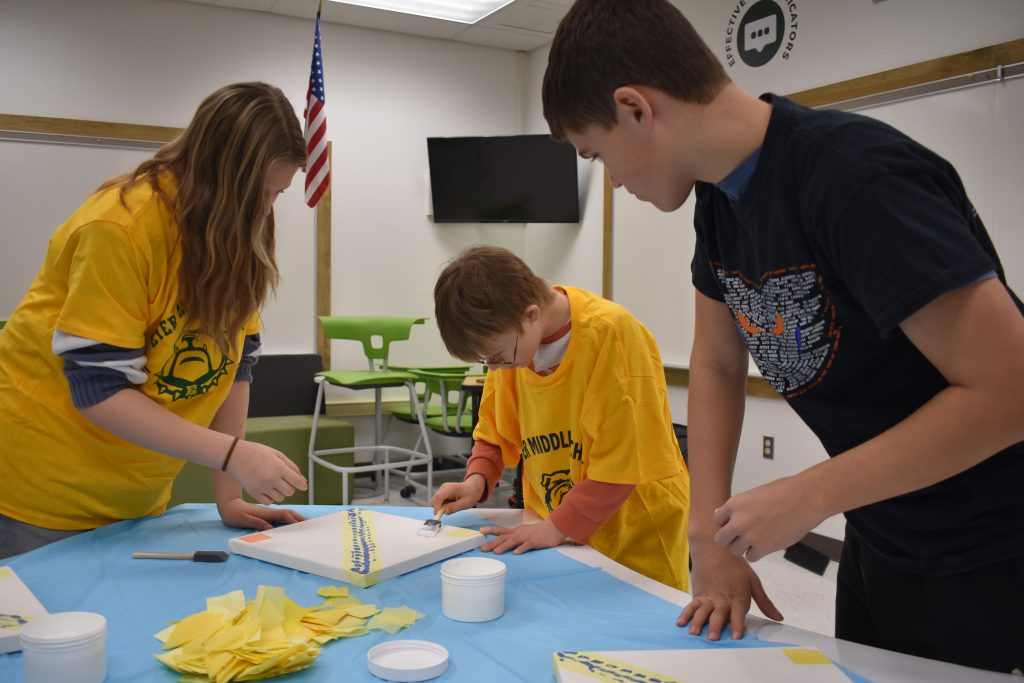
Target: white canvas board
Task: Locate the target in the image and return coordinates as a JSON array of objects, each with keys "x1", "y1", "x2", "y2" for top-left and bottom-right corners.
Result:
[
  {"x1": 0, "y1": 566, "x2": 49, "y2": 654},
  {"x1": 229, "y1": 508, "x2": 485, "y2": 587},
  {"x1": 554, "y1": 646, "x2": 856, "y2": 683}
]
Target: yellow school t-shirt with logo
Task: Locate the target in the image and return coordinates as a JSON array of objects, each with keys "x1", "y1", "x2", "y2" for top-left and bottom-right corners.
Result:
[
  {"x1": 474, "y1": 286, "x2": 690, "y2": 590},
  {"x1": 0, "y1": 176, "x2": 259, "y2": 530}
]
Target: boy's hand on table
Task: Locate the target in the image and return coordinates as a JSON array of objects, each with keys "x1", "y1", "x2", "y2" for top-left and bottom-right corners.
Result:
[
  {"x1": 217, "y1": 498, "x2": 307, "y2": 531},
  {"x1": 478, "y1": 518, "x2": 567, "y2": 555},
  {"x1": 432, "y1": 475, "x2": 486, "y2": 515},
  {"x1": 678, "y1": 543, "x2": 783, "y2": 640}
]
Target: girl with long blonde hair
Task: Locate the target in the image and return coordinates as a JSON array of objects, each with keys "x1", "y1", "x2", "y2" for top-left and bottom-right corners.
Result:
[{"x1": 0, "y1": 82, "x2": 311, "y2": 557}]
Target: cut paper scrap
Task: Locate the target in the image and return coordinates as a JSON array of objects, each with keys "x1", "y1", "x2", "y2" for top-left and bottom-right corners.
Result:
[
  {"x1": 228, "y1": 508, "x2": 485, "y2": 587},
  {"x1": 0, "y1": 566, "x2": 48, "y2": 654},
  {"x1": 155, "y1": 584, "x2": 424, "y2": 682},
  {"x1": 367, "y1": 606, "x2": 425, "y2": 635},
  {"x1": 316, "y1": 585, "x2": 349, "y2": 598},
  {"x1": 784, "y1": 647, "x2": 835, "y2": 665},
  {"x1": 553, "y1": 646, "x2": 858, "y2": 683}
]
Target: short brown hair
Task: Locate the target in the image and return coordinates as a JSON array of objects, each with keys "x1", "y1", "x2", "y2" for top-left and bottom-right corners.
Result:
[
  {"x1": 434, "y1": 245, "x2": 555, "y2": 361},
  {"x1": 543, "y1": 0, "x2": 729, "y2": 139}
]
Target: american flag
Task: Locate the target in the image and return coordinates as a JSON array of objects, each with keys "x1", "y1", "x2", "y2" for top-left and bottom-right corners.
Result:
[{"x1": 304, "y1": 5, "x2": 329, "y2": 207}]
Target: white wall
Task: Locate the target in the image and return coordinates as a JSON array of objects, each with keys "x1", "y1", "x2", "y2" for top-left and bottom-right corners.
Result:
[
  {"x1": 521, "y1": 44, "x2": 605, "y2": 294},
  {"x1": 523, "y1": 0, "x2": 1024, "y2": 540},
  {"x1": 0, "y1": 0, "x2": 521, "y2": 369}
]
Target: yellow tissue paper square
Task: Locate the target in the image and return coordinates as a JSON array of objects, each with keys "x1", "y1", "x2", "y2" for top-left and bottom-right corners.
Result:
[
  {"x1": 154, "y1": 585, "x2": 423, "y2": 682},
  {"x1": 345, "y1": 604, "x2": 381, "y2": 619},
  {"x1": 783, "y1": 647, "x2": 833, "y2": 665},
  {"x1": 367, "y1": 606, "x2": 425, "y2": 635}
]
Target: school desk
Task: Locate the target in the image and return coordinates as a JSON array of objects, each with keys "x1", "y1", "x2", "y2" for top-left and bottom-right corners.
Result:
[{"x1": 0, "y1": 505, "x2": 1015, "y2": 682}]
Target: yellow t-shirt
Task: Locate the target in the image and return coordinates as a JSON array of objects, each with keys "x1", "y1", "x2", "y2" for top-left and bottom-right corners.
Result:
[
  {"x1": 474, "y1": 286, "x2": 690, "y2": 590},
  {"x1": 0, "y1": 176, "x2": 259, "y2": 530}
]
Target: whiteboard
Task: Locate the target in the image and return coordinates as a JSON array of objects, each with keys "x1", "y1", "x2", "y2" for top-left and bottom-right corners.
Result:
[
  {"x1": 0, "y1": 138, "x2": 316, "y2": 353},
  {"x1": 612, "y1": 77, "x2": 1024, "y2": 368},
  {"x1": 0, "y1": 141, "x2": 152, "y2": 320}
]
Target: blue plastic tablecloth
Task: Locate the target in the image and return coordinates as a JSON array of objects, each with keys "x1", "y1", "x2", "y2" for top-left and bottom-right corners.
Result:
[{"x1": 0, "y1": 505, "x2": 870, "y2": 682}]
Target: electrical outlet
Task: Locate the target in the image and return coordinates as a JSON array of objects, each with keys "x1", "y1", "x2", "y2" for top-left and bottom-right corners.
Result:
[{"x1": 762, "y1": 435, "x2": 775, "y2": 459}]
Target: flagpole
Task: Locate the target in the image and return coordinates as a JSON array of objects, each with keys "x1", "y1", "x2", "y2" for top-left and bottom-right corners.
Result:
[
  {"x1": 305, "y1": 0, "x2": 331, "y2": 368},
  {"x1": 315, "y1": 142, "x2": 332, "y2": 369}
]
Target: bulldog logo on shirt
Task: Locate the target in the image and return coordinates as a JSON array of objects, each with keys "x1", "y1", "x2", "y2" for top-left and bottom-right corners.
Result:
[
  {"x1": 715, "y1": 264, "x2": 840, "y2": 398},
  {"x1": 540, "y1": 470, "x2": 573, "y2": 512},
  {"x1": 154, "y1": 331, "x2": 232, "y2": 401}
]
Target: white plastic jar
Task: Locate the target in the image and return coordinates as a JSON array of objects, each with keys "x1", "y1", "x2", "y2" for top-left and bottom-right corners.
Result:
[
  {"x1": 440, "y1": 557, "x2": 506, "y2": 622},
  {"x1": 20, "y1": 611, "x2": 107, "y2": 683}
]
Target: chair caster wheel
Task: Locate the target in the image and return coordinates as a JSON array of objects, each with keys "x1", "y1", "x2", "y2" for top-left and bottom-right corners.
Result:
[{"x1": 400, "y1": 485, "x2": 415, "y2": 498}]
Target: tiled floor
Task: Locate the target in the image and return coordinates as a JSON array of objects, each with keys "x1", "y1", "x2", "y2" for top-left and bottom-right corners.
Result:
[
  {"x1": 349, "y1": 467, "x2": 840, "y2": 638},
  {"x1": 746, "y1": 550, "x2": 838, "y2": 637}
]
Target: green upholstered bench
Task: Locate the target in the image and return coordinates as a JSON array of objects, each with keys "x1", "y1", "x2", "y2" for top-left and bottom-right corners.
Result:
[
  {"x1": 167, "y1": 415, "x2": 354, "y2": 507},
  {"x1": 168, "y1": 354, "x2": 355, "y2": 507}
]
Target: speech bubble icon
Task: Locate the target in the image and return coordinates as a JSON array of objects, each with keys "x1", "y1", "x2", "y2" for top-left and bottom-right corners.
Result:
[{"x1": 744, "y1": 15, "x2": 776, "y2": 53}]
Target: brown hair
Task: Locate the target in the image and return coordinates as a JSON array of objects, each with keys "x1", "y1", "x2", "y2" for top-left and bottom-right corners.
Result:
[
  {"x1": 543, "y1": 0, "x2": 729, "y2": 139},
  {"x1": 434, "y1": 245, "x2": 555, "y2": 361},
  {"x1": 98, "y1": 82, "x2": 306, "y2": 351}
]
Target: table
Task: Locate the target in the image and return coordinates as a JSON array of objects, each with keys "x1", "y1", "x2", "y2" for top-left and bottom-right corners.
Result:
[{"x1": 1, "y1": 505, "x2": 1014, "y2": 682}]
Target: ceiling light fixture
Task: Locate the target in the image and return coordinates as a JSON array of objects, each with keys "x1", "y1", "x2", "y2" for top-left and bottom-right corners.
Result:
[{"x1": 328, "y1": 0, "x2": 516, "y2": 25}]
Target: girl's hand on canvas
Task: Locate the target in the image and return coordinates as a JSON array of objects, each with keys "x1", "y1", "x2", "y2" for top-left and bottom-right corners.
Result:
[
  {"x1": 217, "y1": 497, "x2": 306, "y2": 531},
  {"x1": 478, "y1": 518, "x2": 567, "y2": 555}
]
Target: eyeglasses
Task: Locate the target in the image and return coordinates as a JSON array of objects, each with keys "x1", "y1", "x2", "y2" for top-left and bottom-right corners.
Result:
[{"x1": 479, "y1": 336, "x2": 517, "y2": 368}]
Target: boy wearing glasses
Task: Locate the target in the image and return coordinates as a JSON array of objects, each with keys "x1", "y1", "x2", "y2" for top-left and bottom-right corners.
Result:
[{"x1": 431, "y1": 245, "x2": 690, "y2": 591}]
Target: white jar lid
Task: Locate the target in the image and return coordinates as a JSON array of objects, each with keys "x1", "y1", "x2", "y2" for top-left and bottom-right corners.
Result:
[
  {"x1": 20, "y1": 612, "x2": 106, "y2": 644},
  {"x1": 367, "y1": 639, "x2": 449, "y2": 682},
  {"x1": 440, "y1": 557, "x2": 506, "y2": 580}
]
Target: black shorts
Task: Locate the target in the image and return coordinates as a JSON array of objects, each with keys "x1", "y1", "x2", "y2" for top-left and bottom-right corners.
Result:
[{"x1": 836, "y1": 525, "x2": 1024, "y2": 674}]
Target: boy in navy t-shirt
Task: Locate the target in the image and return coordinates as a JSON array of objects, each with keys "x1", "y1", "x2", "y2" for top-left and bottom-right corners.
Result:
[{"x1": 542, "y1": 0, "x2": 1024, "y2": 673}]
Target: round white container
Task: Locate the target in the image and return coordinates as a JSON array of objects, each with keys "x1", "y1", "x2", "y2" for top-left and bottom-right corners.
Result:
[
  {"x1": 366, "y1": 639, "x2": 449, "y2": 682},
  {"x1": 20, "y1": 611, "x2": 107, "y2": 683},
  {"x1": 440, "y1": 557, "x2": 506, "y2": 622}
]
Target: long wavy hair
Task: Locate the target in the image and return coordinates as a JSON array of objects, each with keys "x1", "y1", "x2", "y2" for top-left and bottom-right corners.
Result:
[{"x1": 99, "y1": 82, "x2": 306, "y2": 351}]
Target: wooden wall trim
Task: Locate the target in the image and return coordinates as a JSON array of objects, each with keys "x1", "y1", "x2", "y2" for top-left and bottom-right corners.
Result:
[
  {"x1": 601, "y1": 167, "x2": 614, "y2": 299},
  {"x1": 0, "y1": 113, "x2": 181, "y2": 142},
  {"x1": 787, "y1": 37, "x2": 1024, "y2": 108},
  {"x1": 663, "y1": 366, "x2": 776, "y2": 398}
]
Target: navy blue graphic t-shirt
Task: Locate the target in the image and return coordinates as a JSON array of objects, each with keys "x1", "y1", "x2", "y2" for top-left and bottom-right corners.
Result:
[{"x1": 692, "y1": 94, "x2": 1024, "y2": 573}]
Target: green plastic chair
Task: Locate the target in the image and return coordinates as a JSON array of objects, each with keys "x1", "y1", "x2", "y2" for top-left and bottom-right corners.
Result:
[
  {"x1": 389, "y1": 365, "x2": 473, "y2": 424},
  {"x1": 397, "y1": 368, "x2": 474, "y2": 495},
  {"x1": 309, "y1": 316, "x2": 434, "y2": 504},
  {"x1": 414, "y1": 369, "x2": 475, "y2": 436}
]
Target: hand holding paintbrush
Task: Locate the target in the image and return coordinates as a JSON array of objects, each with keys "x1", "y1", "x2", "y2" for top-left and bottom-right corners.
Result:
[{"x1": 417, "y1": 508, "x2": 445, "y2": 537}]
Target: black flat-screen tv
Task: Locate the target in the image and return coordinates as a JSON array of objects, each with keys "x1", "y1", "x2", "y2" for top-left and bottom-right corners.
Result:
[{"x1": 427, "y1": 134, "x2": 579, "y2": 223}]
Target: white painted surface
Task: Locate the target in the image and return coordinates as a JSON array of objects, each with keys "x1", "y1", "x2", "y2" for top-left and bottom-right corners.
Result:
[
  {"x1": 0, "y1": 566, "x2": 49, "y2": 654},
  {"x1": 554, "y1": 646, "x2": 854, "y2": 683},
  {"x1": 228, "y1": 508, "x2": 484, "y2": 586}
]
